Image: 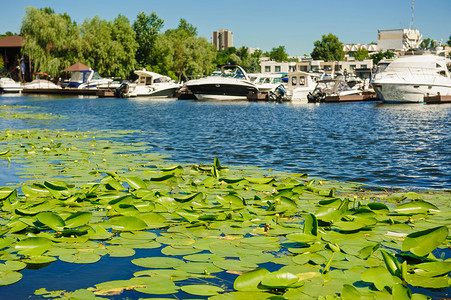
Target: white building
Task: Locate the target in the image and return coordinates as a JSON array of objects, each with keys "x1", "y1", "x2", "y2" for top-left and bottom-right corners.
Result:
[{"x1": 377, "y1": 29, "x2": 422, "y2": 52}]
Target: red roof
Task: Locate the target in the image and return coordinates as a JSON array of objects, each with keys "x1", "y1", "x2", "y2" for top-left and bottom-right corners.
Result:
[
  {"x1": 0, "y1": 35, "x2": 23, "y2": 47},
  {"x1": 63, "y1": 62, "x2": 91, "y2": 72}
]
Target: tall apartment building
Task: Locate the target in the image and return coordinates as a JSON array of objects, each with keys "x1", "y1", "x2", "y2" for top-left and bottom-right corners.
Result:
[{"x1": 212, "y1": 30, "x2": 233, "y2": 50}]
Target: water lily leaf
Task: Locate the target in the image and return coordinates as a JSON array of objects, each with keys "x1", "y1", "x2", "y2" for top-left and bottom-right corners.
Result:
[
  {"x1": 64, "y1": 212, "x2": 92, "y2": 228},
  {"x1": 406, "y1": 273, "x2": 451, "y2": 289},
  {"x1": 260, "y1": 271, "x2": 299, "y2": 289},
  {"x1": 120, "y1": 231, "x2": 157, "y2": 240},
  {"x1": 107, "y1": 246, "x2": 136, "y2": 257},
  {"x1": 132, "y1": 257, "x2": 184, "y2": 269},
  {"x1": 175, "y1": 262, "x2": 223, "y2": 274},
  {"x1": 361, "y1": 266, "x2": 402, "y2": 290},
  {"x1": 217, "y1": 194, "x2": 245, "y2": 208},
  {"x1": 0, "y1": 238, "x2": 14, "y2": 250},
  {"x1": 212, "y1": 258, "x2": 258, "y2": 271},
  {"x1": 21, "y1": 184, "x2": 52, "y2": 198},
  {"x1": 43, "y1": 181, "x2": 69, "y2": 191},
  {"x1": 91, "y1": 278, "x2": 146, "y2": 296},
  {"x1": 110, "y1": 216, "x2": 147, "y2": 231},
  {"x1": 37, "y1": 212, "x2": 65, "y2": 231},
  {"x1": 0, "y1": 187, "x2": 16, "y2": 200},
  {"x1": 15, "y1": 237, "x2": 52, "y2": 256},
  {"x1": 149, "y1": 174, "x2": 175, "y2": 182},
  {"x1": 174, "y1": 192, "x2": 203, "y2": 203},
  {"x1": 133, "y1": 269, "x2": 191, "y2": 281},
  {"x1": 134, "y1": 276, "x2": 179, "y2": 294},
  {"x1": 161, "y1": 246, "x2": 202, "y2": 256},
  {"x1": 391, "y1": 283, "x2": 411, "y2": 300},
  {"x1": 245, "y1": 177, "x2": 275, "y2": 184},
  {"x1": 395, "y1": 200, "x2": 439, "y2": 215},
  {"x1": 59, "y1": 252, "x2": 101, "y2": 264},
  {"x1": 303, "y1": 213, "x2": 318, "y2": 236},
  {"x1": 401, "y1": 226, "x2": 448, "y2": 256},
  {"x1": 181, "y1": 284, "x2": 224, "y2": 296},
  {"x1": 413, "y1": 261, "x2": 451, "y2": 277},
  {"x1": 286, "y1": 233, "x2": 318, "y2": 243},
  {"x1": 22, "y1": 256, "x2": 57, "y2": 265},
  {"x1": 341, "y1": 284, "x2": 361, "y2": 300},
  {"x1": 123, "y1": 176, "x2": 147, "y2": 190},
  {"x1": 367, "y1": 202, "x2": 390, "y2": 214},
  {"x1": 137, "y1": 212, "x2": 167, "y2": 229},
  {"x1": 234, "y1": 268, "x2": 270, "y2": 291},
  {"x1": 0, "y1": 271, "x2": 22, "y2": 286},
  {"x1": 175, "y1": 209, "x2": 200, "y2": 223}
]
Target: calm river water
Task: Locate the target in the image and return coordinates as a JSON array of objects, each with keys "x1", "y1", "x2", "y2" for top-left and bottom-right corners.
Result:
[{"x1": 1, "y1": 94, "x2": 450, "y2": 190}]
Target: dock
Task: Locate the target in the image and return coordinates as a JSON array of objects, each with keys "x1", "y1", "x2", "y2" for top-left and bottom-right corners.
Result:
[
  {"x1": 424, "y1": 95, "x2": 451, "y2": 104},
  {"x1": 324, "y1": 93, "x2": 378, "y2": 103}
]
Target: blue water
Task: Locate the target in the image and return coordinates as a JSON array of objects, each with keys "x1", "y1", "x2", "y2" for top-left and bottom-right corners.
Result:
[{"x1": 1, "y1": 94, "x2": 450, "y2": 190}]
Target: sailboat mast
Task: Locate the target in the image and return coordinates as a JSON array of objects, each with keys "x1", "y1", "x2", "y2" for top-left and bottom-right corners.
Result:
[{"x1": 410, "y1": 0, "x2": 415, "y2": 29}]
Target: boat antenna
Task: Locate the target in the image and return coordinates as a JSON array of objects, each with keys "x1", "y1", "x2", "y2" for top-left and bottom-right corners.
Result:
[{"x1": 410, "y1": 0, "x2": 415, "y2": 29}]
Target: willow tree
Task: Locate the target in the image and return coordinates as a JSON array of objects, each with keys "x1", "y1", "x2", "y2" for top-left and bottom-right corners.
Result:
[
  {"x1": 21, "y1": 7, "x2": 81, "y2": 76},
  {"x1": 80, "y1": 15, "x2": 137, "y2": 78}
]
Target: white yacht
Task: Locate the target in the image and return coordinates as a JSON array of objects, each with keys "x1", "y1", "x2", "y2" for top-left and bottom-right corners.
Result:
[
  {"x1": 115, "y1": 70, "x2": 181, "y2": 98},
  {"x1": 372, "y1": 55, "x2": 451, "y2": 103},
  {"x1": 0, "y1": 69, "x2": 22, "y2": 93},
  {"x1": 307, "y1": 75, "x2": 363, "y2": 103},
  {"x1": 65, "y1": 69, "x2": 112, "y2": 89},
  {"x1": 185, "y1": 65, "x2": 258, "y2": 100},
  {"x1": 285, "y1": 71, "x2": 322, "y2": 102},
  {"x1": 23, "y1": 72, "x2": 61, "y2": 90}
]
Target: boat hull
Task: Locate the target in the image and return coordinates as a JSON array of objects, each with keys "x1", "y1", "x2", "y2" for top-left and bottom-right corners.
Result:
[
  {"x1": 187, "y1": 83, "x2": 258, "y2": 100},
  {"x1": 372, "y1": 82, "x2": 451, "y2": 103}
]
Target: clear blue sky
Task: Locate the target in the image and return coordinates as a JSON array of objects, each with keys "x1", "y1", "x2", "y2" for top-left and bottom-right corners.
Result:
[{"x1": 1, "y1": 0, "x2": 450, "y2": 56}]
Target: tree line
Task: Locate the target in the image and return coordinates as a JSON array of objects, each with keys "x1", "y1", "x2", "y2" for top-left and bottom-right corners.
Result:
[
  {"x1": 16, "y1": 7, "x2": 288, "y2": 81},
  {"x1": 5, "y1": 7, "x2": 451, "y2": 80}
]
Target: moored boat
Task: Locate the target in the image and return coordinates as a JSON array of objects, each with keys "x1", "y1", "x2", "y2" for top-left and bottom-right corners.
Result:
[
  {"x1": 372, "y1": 54, "x2": 451, "y2": 103},
  {"x1": 0, "y1": 69, "x2": 22, "y2": 93},
  {"x1": 115, "y1": 70, "x2": 181, "y2": 98},
  {"x1": 185, "y1": 65, "x2": 258, "y2": 100}
]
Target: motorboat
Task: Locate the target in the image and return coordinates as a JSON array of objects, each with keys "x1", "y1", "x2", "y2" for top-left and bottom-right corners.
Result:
[
  {"x1": 115, "y1": 70, "x2": 181, "y2": 98},
  {"x1": 185, "y1": 65, "x2": 258, "y2": 100},
  {"x1": 23, "y1": 72, "x2": 61, "y2": 89},
  {"x1": 247, "y1": 73, "x2": 287, "y2": 101},
  {"x1": 0, "y1": 69, "x2": 22, "y2": 93},
  {"x1": 372, "y1": 55, "x2": 451, "y2": 103},
  {"x1": 64, "y1": 69, "x2": 112, "y2": 89},
  {"x1": 307, "y1": 75, "x2": 362, "y2": 103},
  {"x1": 285, "y1": 71, "x2": 323, "y2": 102}
]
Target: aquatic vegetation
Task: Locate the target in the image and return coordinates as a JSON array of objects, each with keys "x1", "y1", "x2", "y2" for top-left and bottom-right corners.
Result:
[{"x1": 0, "y1": 110, "x2": 449, "y2": 299}]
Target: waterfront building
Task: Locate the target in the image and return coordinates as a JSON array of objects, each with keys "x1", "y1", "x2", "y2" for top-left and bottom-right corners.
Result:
[
  {"x1": 377, "y1": 29, "x2": 422, "y2": 52},
  {"x1": 212, "y1": 30, "x2": 233, "y2": 50}
]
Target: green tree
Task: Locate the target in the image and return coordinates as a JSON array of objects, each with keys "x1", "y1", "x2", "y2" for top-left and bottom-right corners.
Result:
[
  {"x1": 21, "y1": 7, "x2": 81, "y2": 76},
  {"x1": 268, "y1": 45, "x2": 288, "y2": 62},
  {"x1": 354, "y1": 47, "x2": 369, "y2": 60},
  {"x1": 447, "y1": 35, "x2": 451, "y2": 47},
  {"x1": 133, "y1": 12, "x2": 164, "y2": 69},
  {"x1": 370, "y1": 51, "x2": 395, "y2": 65},
  {"x1": 311, "y1": 33, "x2": 344, "y2": 61}
]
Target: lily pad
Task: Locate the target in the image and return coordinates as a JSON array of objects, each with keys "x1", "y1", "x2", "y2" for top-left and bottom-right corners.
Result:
[{"x1": 181, "y1": 284, "x2": 224, "y2": 296}]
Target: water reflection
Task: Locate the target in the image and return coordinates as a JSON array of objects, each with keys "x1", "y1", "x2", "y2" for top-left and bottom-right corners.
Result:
[{"x1": 1, "y1": 95, "x2": 450, "y2": 190}]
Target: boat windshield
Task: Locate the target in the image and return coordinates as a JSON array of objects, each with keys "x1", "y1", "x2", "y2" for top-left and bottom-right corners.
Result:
[{"x1": 91, "y1": 71, "x2": 102, "y2": 80}]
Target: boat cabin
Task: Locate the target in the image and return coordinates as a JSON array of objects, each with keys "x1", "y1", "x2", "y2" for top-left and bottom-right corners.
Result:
[
  {"x1": 135, "y1": 70, "x2": 172, "y2": 86},
  {"x1": 286, "y1": 71, "x2": 320, "y2": 90}
]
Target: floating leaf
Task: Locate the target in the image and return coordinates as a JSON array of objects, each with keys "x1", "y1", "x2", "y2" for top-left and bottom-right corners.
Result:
[
  {"x1": 64, "y1": 212, "x2": 92, "y2": 228},
  {"x1": 401, "y1": 226, "x2": 448, "y2": 256},
  {"x1": 110, "y1": 216, "x2": 147, "y2": 231},
  {"x1": 0, "y1": 271, "x2": 22, "y2": 286},
  {"x1": 181, "y1": 284, "x2": 224, "y2": 296},
  {"x1": 132, "y1": 257, "x2": 184, "y2": 269},
  {"x1": 234, "y1": 268, "x2": 270, "y2": 291},
  {"x1": 395, "y1": 200, "x2": 439, "y2": 215},
  {"x1": 260, "y1": 271, "x2": 299, "y2": 289},
  {"x1": 37, "y1": 212, "x2": 65, "y2": 231}
]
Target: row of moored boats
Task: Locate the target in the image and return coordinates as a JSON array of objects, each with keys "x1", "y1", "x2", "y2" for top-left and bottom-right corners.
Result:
[{"x1": 1, "y1": 54, "x2": 450, "y2": 103}]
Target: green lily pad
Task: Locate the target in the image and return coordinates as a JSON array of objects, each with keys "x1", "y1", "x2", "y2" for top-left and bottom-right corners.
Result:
[
  {"x1": 37, "y1": 212, "x2": 65, "y2": 231},
  {"x1": 401, "y1": 226, "x2": 448, "y2": 256},
  {"x1": 110, "y1": 216, "x2": 147, "y2": 231},
  {"x1": 260, "y1": 271, "x2": 299, "y2": 289},
  {"x1": 0, "y1": 271, "x2": 23, "y2": 286},
  {"x1": 132, "y1": 257, "x2": 184, "y2": 269},
  {"x1": 181, "y1": 284, "x2": 224, "y2": 296},
  {"x1": 234, "y1": 268, "x2": 270, "y2": 291}
]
